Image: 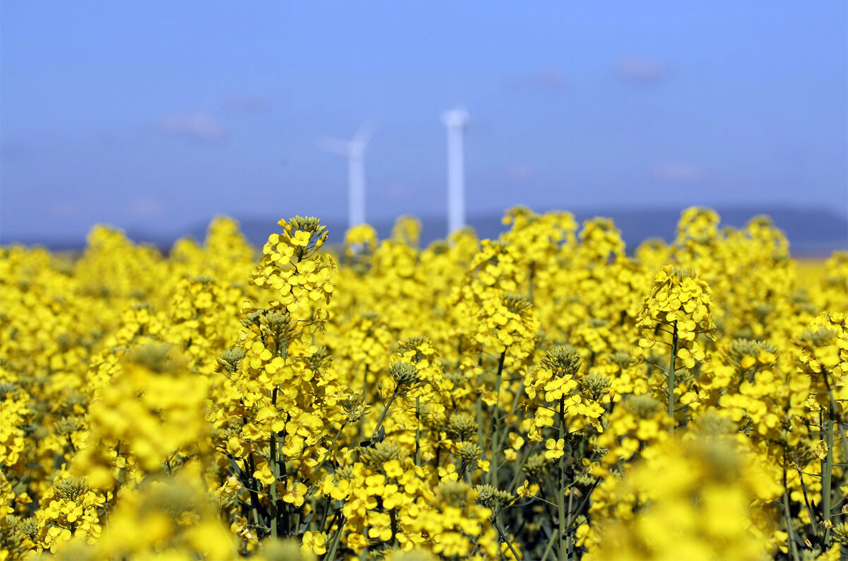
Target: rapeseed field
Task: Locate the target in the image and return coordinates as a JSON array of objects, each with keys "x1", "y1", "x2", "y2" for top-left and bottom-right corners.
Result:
[{"x1": 2, "y1": 207, "x2": 847, "y2": 561}]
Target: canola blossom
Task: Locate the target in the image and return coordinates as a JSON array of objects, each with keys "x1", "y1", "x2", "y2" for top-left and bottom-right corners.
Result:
[{"x1": 1, "y1": 208, "x2": 848, "y2": 561}]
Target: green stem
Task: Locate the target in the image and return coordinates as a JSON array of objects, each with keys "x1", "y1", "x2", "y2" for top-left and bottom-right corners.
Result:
[
  {"x1": 494, "y1": 518, "x2": 521, "y2": 561},
  {"x1": 477, "y1": 351, "x2": 485, "y2": 450},
  {"x1": 784, "y1": 490, "x2": 801, "y2": 561},
  {"x1": 558, "y1": 399, "x2": 567, "y2": 561},
  {"x1": 415, "y1": 397, "x2": 421, "y2": 466},
  {"x1": 794, "y1": 463, "x2": 820, "y2": 536},
  {"x1": 566, "y1": 490, "x2": 574, "y2": 558},
  {"x1": 491, "y1": 351, "x2": 507, "y2": 487},
  {"x1": 314, "y1": 419, "x2": 349, "y2": 475},
  {"x1": 646, "y1": 350, "x2": 654, "y2": 381},
  {"x1": 563, "y1": 479, "x2": 600, "y2": 537},
  {"x1": 324, "y1": 514, "x2": 345, "y2": 561},
  {"x1": 541, "y1": 527, "x2": 558, "y2": 561},
  {"x1": 822, "y1": 370, "x2": 848, "y2": 473},
  {"x1": 457, "y1": 459, "x2": 469, "y2": 481},
  {"x1": 358, "y1": 363, "x2": 368, "y2": 440},
  {"x1": 270, "y1": 388, "x2": 280, "y2": 539},
  {"x1": 372, "y1": 388, "x2": 399, "y2": 442},
  {"x1": 507, "y1": 445, "x2": 534, "y2": 494},
  {"x1": 824, "y1": 411, "x2": 834, "y2": 547},
  {"x1": 226, "y1": 453, "x2": 268, "y2": 527},
  {"x1": 528, "y1": 262, "x2": 535, "y2": 304},
  {"x1": 668, "y1": 321, "x2": 678, "y2": 435},
  {"x1": 783, "y1": 450, "x2": 801, "y2": 561},
  {"x1": 496, "y1": 381, "x2": 526, "y2": 454}
]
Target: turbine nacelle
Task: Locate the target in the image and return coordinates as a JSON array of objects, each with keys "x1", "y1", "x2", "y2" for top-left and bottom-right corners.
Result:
[
  {"x1": 318, "y1": 120, "x2": 376, "y2": 229},
  {"x1": 441, "y1": 109, "x2": 469, "y2": 129},
  {"x1": 318, "y1": 121, "x2": 376, "y2": 157}
]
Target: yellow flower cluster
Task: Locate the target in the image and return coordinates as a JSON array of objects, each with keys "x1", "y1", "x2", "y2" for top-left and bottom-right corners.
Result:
[
  {"x1": 583, "y1": 416, "x2": 783, "y2": 561},
  {"x1": 75, "y1": 343, "x2": 211, "y2": 488},
  {"x1": 2, "y1": 207, "x2": 848, "y2": 561},
  {"x1": 798, "y1": 312, "x2": 848, "y2": 397},
  {"x1": 636, "y1": 265, "x2": 716, "y2": 369}
]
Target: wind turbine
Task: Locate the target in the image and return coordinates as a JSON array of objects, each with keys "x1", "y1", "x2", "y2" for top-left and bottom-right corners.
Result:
[
  {"x1": 319, "y1": 122, "x2": 375, "y2": 229},
  {"x1": 441, "y1": 109, "x2": 469, "y2": 236}
]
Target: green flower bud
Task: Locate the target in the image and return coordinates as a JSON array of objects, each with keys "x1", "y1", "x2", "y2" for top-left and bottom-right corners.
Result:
[
  {"x1": 446, "y1": 413, "x2": 479, "y2": 443},
  {"x1": 389, "y1": 361, "x2": 421, "y2": 392},
  {"x1": 542, "y1": 346, "x2": 582, "y2": 378}
]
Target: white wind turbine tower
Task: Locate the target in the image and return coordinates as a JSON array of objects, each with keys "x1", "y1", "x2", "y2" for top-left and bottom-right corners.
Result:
[
  {"x1": 318, "y1": 122, "x2": 376, "y2": 229},
  {"x1": 441, "y1": 109, "x2": 469, "y2": 236}
]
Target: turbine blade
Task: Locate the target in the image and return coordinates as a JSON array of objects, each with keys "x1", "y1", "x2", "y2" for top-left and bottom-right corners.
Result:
[
  {"x1": 317, "y1": 136, "x2": 350, "y2": 155},
  {"x1": 352, "y1": 120, "x2": 377, "y2": 146}
]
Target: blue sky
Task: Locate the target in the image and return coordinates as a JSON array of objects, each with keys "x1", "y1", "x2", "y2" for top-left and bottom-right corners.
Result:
[{"x1": 1, "y1": 1, "x2": 846, "y2": 242}]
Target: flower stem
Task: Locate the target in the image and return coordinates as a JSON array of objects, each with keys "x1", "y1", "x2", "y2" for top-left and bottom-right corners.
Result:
[
  {"x1": 415, "y1": 396, "x2": 421, "y2": 466},
  {"x1": 372, "y1": 388, "x2": 398, "y2": 442},
  {"x1": 490, "y1": 351, "x2": 506, "y2": 487},
  {"x1": 314, "y1": 418, "x2": 349, "y2": 475},
  {"x1": 558, "y1": 398, "x2": 567, "y2": 561},
  {"x1": 783, "y1": 449, "x2": 801, "y2": 561},
  {"x1": 270, "y1": 388, "x2": 280, "y2": 539},
  {"x1": 358, "y1": 363, "x2": 368, "y2": 440},
  {"x1": 324, "y1": 514, "x2": 346, "y2": 561},
  {"x1": 528, "y1": 262, "x2": 536, "y2": 304},
  {"x1": 823, "y1": 411, "x2": 834, "y2": 548},
  {"x1": 668, "y1": 320, "x2": 678, "y2": 434},
  {"x1": 495, "y1": 518, "x2": 521, "y2": 561}
]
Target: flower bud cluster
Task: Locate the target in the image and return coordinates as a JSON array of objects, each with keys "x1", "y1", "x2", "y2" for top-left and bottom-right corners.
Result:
[{"x1": 636, "y1": 266, "x2": 716, "y2": 368}]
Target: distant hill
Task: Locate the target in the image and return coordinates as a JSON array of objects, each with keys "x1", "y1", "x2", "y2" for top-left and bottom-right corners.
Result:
[
  {"x1": 4, "y1": 206, "x2": 846, "y2": 258},
  {"x1": 227, "y1": 206, "x2": 847, "y2": 257}
]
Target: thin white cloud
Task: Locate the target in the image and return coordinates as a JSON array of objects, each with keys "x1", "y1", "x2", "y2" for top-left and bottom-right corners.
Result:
[
  {"x1": 156, "y1": 112, "x2": 225, "y2": 141},
  {"x1": 530, "y1": 68, "x2": 565, "y2": 89},
  {"x1": 506, "y1": 163, "x2": 537, "y2": 182},
  {"x1": 51, "y1": 202, "x2": 78, "y2": 219},
  {"x1": 225, "y1": 96, "x2": 270, "y2": 113},
  {"x1": 379, "y1": 182, "x2": 414, "y2": 201},
  {"x1": 505, "y1": 68, "x2": 565, "y2": 91},
  {"x1": 130, "y1": 198, "x2": 166, "y2": 218},
  {"x1": 617, "y1": 57, "x2": 668, "y2": 85},
  {"x1": 651, "y1": 161, "x2": 704, "y2": 182}
]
